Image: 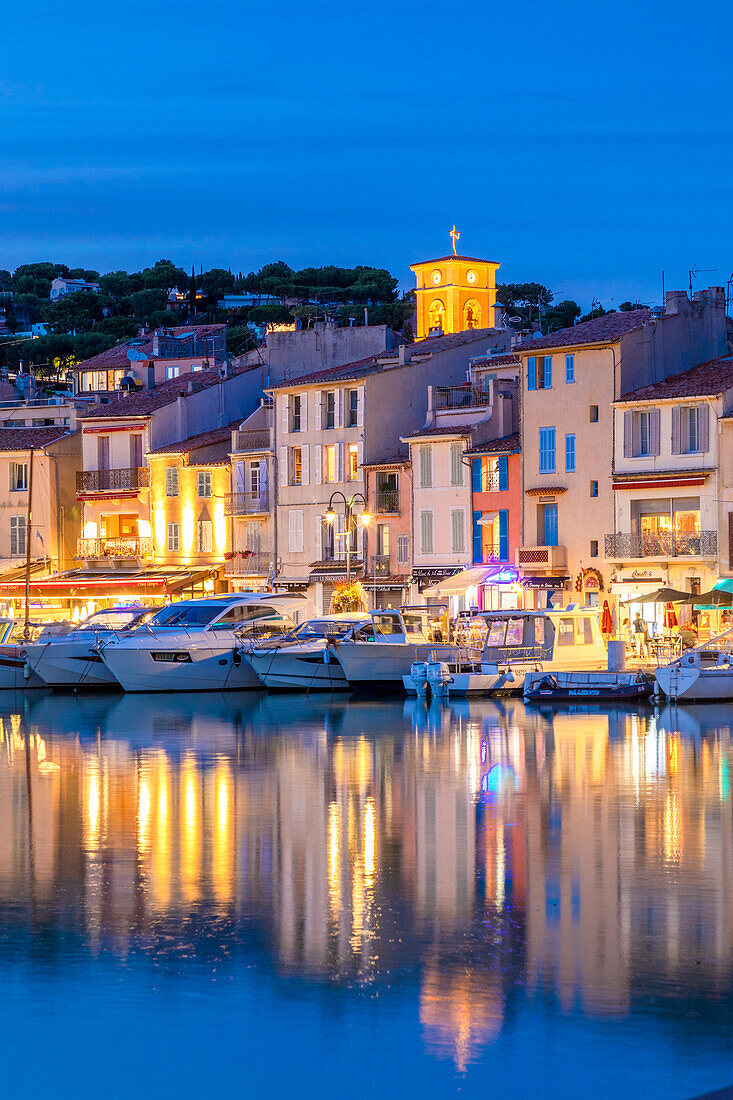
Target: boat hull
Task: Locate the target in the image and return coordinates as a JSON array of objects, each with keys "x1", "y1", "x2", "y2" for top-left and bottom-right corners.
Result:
[
  {"x1": 248, "y1": 649, "x2": 349, "y2": 691},
  {"x1": 335, "y1": 642, "x2": 458, "y2": 688},
  {"x1": 25, "y1": 642, "x2": 119, "y2": 688},
  {"x1": 100, "y1": 640, "x2": 261, "y2": 692},
  {"x1": 0, "y1": 646, "x2": 45, "y2": 689},
  {"x1": 655, "y1": 666, "x2": 733, "y2": 702}
]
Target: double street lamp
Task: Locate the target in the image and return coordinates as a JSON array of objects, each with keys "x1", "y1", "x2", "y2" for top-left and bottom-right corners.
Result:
[{"x1": 324, "y1": 491, "x2": 371, "y2": 584}]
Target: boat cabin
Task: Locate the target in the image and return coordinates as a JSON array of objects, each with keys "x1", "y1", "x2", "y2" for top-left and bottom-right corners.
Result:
[{"x1": 479, "y1": 606, "x2": 606, "y2": 668}]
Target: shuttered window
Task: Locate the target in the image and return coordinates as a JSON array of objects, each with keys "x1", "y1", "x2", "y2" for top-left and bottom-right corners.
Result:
[
  {"x1": 397, "y1": 534, "x2": 410, "y2": 565},
  {"x1": 420, "y1": 510, "x2": 434, "y2": 554},
  {"x1": 288, "y1": 509, "x2": 303, "y2": 553},
  {"x1": 167, "y1": 522, "x2": 179, "y2": 552},
  {"x1": 419, "y1": 445, "x2": 433, "y2": 488},
  {"x1": 539, "y1": 427, "x2": 555, "y2": 473},
  {"x1": 527, "y1": 356, "x2": 536, "y2": 390},
  {"x1": 565, "y1": 433, "x2": 575, "y2": 472},
  {"x1": 565, "y1": 354, "x2": 575, "y2": 383},
  {"x1": 197, "y1": 471, "x2": 212, "y2": 498},
  {"x1": 165, "y1": 467, "x2": 179, "y2": 497},
  {"x1": 450, "y1": 509, "x2": 465, "y2": 554},
  {"x1": 9, "y1": 462, "x2": 28, "y2": 491},
  {"x1": 196, "y1": 520, "x2": 213, "y2": 553},
  {"x1": 450, "y1": 442, "x2": 463, "y2": 487},
  {"x1": 623, "y1": 409, "x2": 660, "y2": 457},
  {"x1": 10, "y1": 515, "x2": 26, "y2": 556},
  {"x1": 541, "y1": 356, "x2": 552, "y2": 389}
]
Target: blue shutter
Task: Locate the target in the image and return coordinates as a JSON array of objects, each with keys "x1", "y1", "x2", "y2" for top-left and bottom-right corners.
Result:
[
  {"x1": 498, "y1": 456, "x2": 508, "y2": 491},
  {"x1": 565, "y1": 433, "x2": 575, "y2": 473},
  {"x1": 565, "y1": 354, "x2": 575, "y2": 383},
  {"x1": 498, "y1": 510, "x2": 509, "y2": 561},
  {"x1": 472, "y1": 458, "x2": 481, "y2": 492},
  {"x1": 544, "y1": 504, "x2": 558, "y2": 547},
  {"x1": 543, "y1": 356, "x2": 552, "y2": 389},
  {"x1": 527, "y1": 357, "x2": 536, "y2": 390},
  {"x1": 473, "y1": 510, "x2": 483, "y2": 564}
]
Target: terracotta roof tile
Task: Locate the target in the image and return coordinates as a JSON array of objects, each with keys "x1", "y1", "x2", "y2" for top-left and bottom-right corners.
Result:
[
  {"x1": 78, "y1": 365, "x2": 255, "y2": 420},
  {"x1": 72, "y1": 324, "x2": 226, "y2": 374},
  {"x1": 410, "y1": 254, "x2": 499, "y2": 266},
  {"x1": 618, "y1": 355, "x2": 733, "y2": 402},
  {"x1": 403, "y1": 422, "x2": 478, "y2": 440},
  {"x1": 149, "y1": 421, "x2": 241, "y2": 456},
  {"x1": 463, "y1": 432, "x2": 521, "y2": 456},
  {"x1": 0, "y1": 427, "x2": 71, "y2": 451},
  {"x1": 518, "y1": 310, "x2": 652, "y2": 352}
]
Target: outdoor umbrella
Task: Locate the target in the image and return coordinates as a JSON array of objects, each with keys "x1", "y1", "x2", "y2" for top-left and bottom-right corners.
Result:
[
  {"x1": 693, "y1": 588, "x2": 733, "y2": 608},
  {"x1": 664, "y1": 602, "x2": 678, "y2": 629},
  {"x1": 620, "y1": 586, "x2": 690, "y2": 606},
  {"x1": 600, "y1": 600, "x2": 613, "y2": 635}
]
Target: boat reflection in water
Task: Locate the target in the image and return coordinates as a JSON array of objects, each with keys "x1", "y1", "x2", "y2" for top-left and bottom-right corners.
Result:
[{"x1": 2, "y1": 690, "x2": 733, "y2": 1096}]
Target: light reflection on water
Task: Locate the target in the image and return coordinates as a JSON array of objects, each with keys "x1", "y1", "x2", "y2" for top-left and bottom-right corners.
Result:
[{"x1": 1, "y1": 691, "x2": 733, "y2": 1097}]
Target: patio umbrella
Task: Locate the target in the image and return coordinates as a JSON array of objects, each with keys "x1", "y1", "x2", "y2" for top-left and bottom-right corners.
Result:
[
  {"x1": 600, "y1": 600, "x2": 613, "y2": 635},
  {"x1": 620, "y1": 586, "x2": 690, "y2": 606},
  {"x1": 693, "y1": 588, "x2": 733, "y2": 609},
  {"x1": 664, "y1": 602, "x2": 678, "y2": 629}
]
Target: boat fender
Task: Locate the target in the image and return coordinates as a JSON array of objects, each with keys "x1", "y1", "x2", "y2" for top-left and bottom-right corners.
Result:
[
  {"x1": 23, "y1": 661, "x2": 30, "y2": 680},
  {"x1": 232, "y1": 649, "x2": 242, "y2": 667}
]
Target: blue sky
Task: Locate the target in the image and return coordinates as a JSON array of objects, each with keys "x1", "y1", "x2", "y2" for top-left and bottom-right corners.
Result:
[{"x1": 2, "y1": 0, "x2": 732, "y2": 308}]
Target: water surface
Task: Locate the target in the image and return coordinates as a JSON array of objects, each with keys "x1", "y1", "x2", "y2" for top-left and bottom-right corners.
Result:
[{"x1": 0, "y1": 690, "x2": 731, "y2": 1098}]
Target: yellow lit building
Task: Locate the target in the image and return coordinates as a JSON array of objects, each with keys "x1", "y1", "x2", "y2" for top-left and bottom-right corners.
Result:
[
  {"x1": 147, "y1": 424, "x2": 236, "y2": 581},
  {"x1": 410, "y1": 229, "x2": 500, "y2": 340}
]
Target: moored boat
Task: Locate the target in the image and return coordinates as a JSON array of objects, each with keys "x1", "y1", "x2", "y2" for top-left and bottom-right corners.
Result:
[
  {"x1": 523, "y1": 669, "x2": 653, "y2": 703},
  {"x1": 23, "y1": 606, "x2": 157, "y2": 689},
  {"x1": 655, "y1": 647, "x2": 733, "y2": 702},
  {"x1": 246, "y1": 612, "x2": 369, "y2": 691}
]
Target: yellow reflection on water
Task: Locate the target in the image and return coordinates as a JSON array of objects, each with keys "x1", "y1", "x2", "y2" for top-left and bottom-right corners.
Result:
[
  {"x1": 212, "y1": 762, "x2": 233, "y2": 905},
  {"x1": 181, "y1": 756, "x2": 200, "y2": 904}
]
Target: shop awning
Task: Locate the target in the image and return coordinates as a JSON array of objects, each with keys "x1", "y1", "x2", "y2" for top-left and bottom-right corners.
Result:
[
  {"x1": 0, "y1": 567, "x2": 219, "y2": 599},
  {"x1": 620, "y1": 586, "x2": 691, "y2": 606},
  {"x1": 423, "y1": 564, "x2": 516, "y2": 597}
]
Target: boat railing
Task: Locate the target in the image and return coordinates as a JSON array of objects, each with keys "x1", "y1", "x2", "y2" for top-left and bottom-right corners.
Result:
[{"x1": 483, "y1": 644, "x2": 552, "y2": 663}]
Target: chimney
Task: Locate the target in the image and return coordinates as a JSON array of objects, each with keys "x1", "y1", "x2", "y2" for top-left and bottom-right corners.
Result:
[
  {"x1": 177, "y1": 392, "x2": 188, "y2": 440},
  {"x1": 152, "y1": 330, "x2": 161, "y2": 356},
  {"x1": 665, "y1": 290, "x2": 688, "y2": 316},
  {"x1": 398, "y1": 344, "x2": 412, "y2": 365},
  {"x1": 493, "y1": 302, "x2": 507, "y2": 329}
]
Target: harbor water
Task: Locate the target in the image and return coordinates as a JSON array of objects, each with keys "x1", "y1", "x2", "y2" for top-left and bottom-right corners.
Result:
[{"x1": 0, "y1": 689, "x2": 732, "y2": 1098}]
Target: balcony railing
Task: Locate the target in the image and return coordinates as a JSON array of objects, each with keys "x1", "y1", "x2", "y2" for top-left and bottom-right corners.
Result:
[
  {"x1": 604, "y1": 531, "x2": 717, "y2": 559},
  {"x1": 434, "y1": 385, "x2": 492, "y2": 410},
  {"x1": 224, "y1": 491, "x2": 270, "y2": 516},
  {"x1": 76, "y1": 467, "x2": 150, "y2": 493},
  {"x1": 371, "y1": 555, "x2": 391, "y2": 575},
  {"x1": 516, "y1": 545, "x2": 567, "y2": 569},
  {"x1": 376, "y1": 490, "x2": 399, "y2": 514},
  {"x1": 231, "y1": 429, "x2": 271, "y2": 453},
  {"x1": 77, "y1": 537, "x2": 153, "y2": 559},
  {"x1": 225, "y1": 552, "x2": 272, "y2": 576}
]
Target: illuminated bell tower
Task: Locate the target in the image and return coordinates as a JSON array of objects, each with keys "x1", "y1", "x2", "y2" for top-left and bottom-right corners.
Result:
[{"x1": 410, "y1": 227, "x2": 500, "y2": 341}]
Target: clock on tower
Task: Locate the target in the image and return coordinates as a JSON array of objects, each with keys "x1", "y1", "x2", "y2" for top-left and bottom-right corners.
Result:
[{"x1": 409, "y1": 229, "x2": 500, "y2": 340}]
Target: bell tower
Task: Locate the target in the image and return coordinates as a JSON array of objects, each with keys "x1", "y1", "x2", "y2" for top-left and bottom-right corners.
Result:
[{"x1": 410, "y1": 228, "x2": 500, "y2": 341}]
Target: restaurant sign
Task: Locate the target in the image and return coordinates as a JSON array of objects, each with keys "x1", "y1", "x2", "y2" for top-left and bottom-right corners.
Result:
[{"x1": 521, "y1": 575, "x2": 569, "y2": 590}]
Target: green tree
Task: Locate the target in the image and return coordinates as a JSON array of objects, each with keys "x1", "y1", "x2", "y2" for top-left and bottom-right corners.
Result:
[
  {"x1": 99, "y1": 270, "x2": 144, "y2": 298},
  {"x1": 13, "y1": 262, "x2": 69, "y2": 298},
  {"x1": 123, "y1": 289, "x2": 168, "y2": 323},
  {"x1": 142, "y1": 259, "x2": 188, "y2": 292},
  {"x1": 496, "y1": 282, "x2": 554, "y2": 327},
  {"x1": 199, "y1": 267, "x2": 236, "y2": 301},
  {"x1": 544, "y1": 299, "x2": 581, "y2": 332},
  {"x1": 43, "y1": 290, "x2": 106, "y2": 334},
  {"x1": 225, "y1": 326, "x2": 258, "y2": 356}
]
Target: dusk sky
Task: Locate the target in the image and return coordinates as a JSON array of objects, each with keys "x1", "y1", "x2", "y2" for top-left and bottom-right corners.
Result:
[{"x1": 3, "y1": 0, "x2": 732, "y2": 308}]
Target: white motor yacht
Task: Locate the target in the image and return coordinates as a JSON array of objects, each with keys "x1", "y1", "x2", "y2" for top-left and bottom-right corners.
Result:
[
  {"x1": 99, "y1": 592, "x2": 309, "y2": 692},
  {"x1": 23, "y1": 606, "x2": 157, "y2": 689},
  {"x1": 403, "y1": 606, "x2": 608, "y2": 696},
  {"x1": 333, "y1": 608, "x2": 458, "y2": 689},
  {"x1": 655, "y1": 642, "x2": 733, "y2": 702},
  {"x1": 246, "y1": 613, "x2": 370, "y2": 691}
]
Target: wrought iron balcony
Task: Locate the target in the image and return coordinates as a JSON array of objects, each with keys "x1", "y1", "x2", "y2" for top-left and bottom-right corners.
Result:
[
  {"x1": 224, "y1": 491, "x2": 270, "y2": 516},
  {"x1": 76, "y1": 536, "x2": 153, "y2": 559},
  {"x1": 370, "y1": 555, "x2": 391, "y2": 575},
  {"x1": 224, "y1": 551, "x2": 272, "y2": 576},
  {"x1": 76, "y1": 467, "x2": 150, "y2": 493},
  {"x1": 376, "y1": 490, "x2": 399, "y2": 514},
  {"x1": 604, "y1": 531, "x2": 717, "y2": 559},
  {"x1": 434, "y1": 385, "x2": 492, "y2": 410}
]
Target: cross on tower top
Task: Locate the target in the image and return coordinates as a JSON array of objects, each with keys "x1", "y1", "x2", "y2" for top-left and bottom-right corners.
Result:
[{"x1": 449, "y1": 224, "x2": 460, "y2": 255}]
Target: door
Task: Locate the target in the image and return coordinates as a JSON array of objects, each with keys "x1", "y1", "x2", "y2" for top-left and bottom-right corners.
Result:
[
  {"x1": 130, "y1": 434, "x2": 142, "y2": 470},
  {"x1": 543, "y1": 504, "x2": 558, "y2": 547},
  {"x1": 98, "y1": 436, "x2": 110, "y2": 471}
]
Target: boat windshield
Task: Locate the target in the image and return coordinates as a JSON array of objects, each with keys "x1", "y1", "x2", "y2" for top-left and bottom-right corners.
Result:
[
  {"x1": 291, "y1": 619, "x2": 366, "y2": 641},
  {"x1": 148, "y1": 602, "x2": 232, "y2": 628},
  {"x1": 77, "y1": 608, "x2": 153, "y2": 632}
]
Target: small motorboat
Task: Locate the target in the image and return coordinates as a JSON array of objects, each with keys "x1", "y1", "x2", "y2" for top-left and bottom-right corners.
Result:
[
  {"x1": 23, "y1": 606, "x2": 157, "y2": 689},
  {"x1": 524, "y1": 669, "x2": 654, "y2": 703},
  {"x1": 655, "y1": 647, "x2": 733, "y2": 702},
  {"x1": 245, "y1": 613, "x2": 370, "y2": 691}
]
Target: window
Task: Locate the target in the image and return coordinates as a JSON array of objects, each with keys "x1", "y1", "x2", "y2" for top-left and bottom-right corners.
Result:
[
  {"x1": 565, "y1": 433, "x2": 575, "y2": 473},
  {"x1": 10, "y1": 515, "x2": 26, "y2": 556},
  {"x1": 450, "y1": 442, "x2": 463, "y2": 487},
  {"x1": 348, "y1": 389, "x2": 358, "y2": 426},
  {"x1": 672, "y1": 404, "x2": 709, "y2": 454},
  {"x1": 197, "y1": 471, "x2": 212, "y2": 498},
  {"x1": 166, "y1": 365, "x2": 180, "y2": 380},
  {"x1": 347, "y1": 443, "x2": 359, "y2": 481},
  {"x1": 249, "y1": 462, "x2": 261, "y2": 497},
  {"x1": 450, "y1": 509, "x2": 465, "y2": 554},
  {"x1": 541, "y1": 356, "x2": 552, "y2": 390},
  {"x1": 165, "y1": 467, "x2": 179, "y2": 497},
  {"x1": 589, "y1": 405, "x2": 599, "y2": 423},
  {"x1": 288, "y1": 509, "x2": 303, "y2": 553},
  {"x1": 167, "y1": 522, "x2": 179, "y2": 552},
  {"x1": 196, "y1": 519, "x2": 213, "y2": 553},
  {"x1": 324, "y1": 391, "x2": 335, "y2": 429},
  {"x1": 420, "y1": 510, "x2": 434, "y2": 554},
  {"x1": 590, "y1": 480, "x2": 599, "y2": 497},
  {"x1": 322, "y1": 517, "x2": 335, "y2": 560},
  {"x1": 291, "y1": 447, "x2": 302, "y2": 485},
  {"x1": 541, "y1": 503, "x2": 558, "y2": 547},
  {"x1": 323, "y1": 444, "x2": 336, "y2": 483},
  {"x1": 624, "y1": 408, "x2": 660, "y2": 458},
  {"x1": 539, "y1": 427, "x2": 556, "y2": 473},
  {"x1": 565, "y1": 354, "x2": 575, "y2": 383},
  {"x1": 590, "y1": 540, "x2": 599, "y2": 557},
  {"x1": 419, "y1": 445, "x2": 433, "y2": 488},
  {"x1": 291, "y1": 394, "x2": 302, "y2": 432},
  {"x1": 9, "y1": 462, "x2": 28, "y2": 491},
  {"x1": 397, "y1": 534, "x2": 410, "y2": 565},
  {"x1": 376, "y1": 523, "x2": 390, "y2": 558},
  {"x1": 527, "y1": 356, "x2": 537, "y2": 391}
]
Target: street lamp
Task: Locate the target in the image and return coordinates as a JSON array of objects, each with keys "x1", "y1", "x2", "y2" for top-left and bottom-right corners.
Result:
[{"x1": 324, "y1": 491, "x2": 371, "y2": 584}]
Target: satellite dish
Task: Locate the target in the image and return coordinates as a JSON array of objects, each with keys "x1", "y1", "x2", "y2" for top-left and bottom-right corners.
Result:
[{"x1": 127, "y1": 348, "x2": 148, "y2": 362}]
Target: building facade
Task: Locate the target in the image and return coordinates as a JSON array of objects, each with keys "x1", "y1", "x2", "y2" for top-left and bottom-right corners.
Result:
[{"x1": 226, "y1": 403, "x2": 275, "y2": 591}]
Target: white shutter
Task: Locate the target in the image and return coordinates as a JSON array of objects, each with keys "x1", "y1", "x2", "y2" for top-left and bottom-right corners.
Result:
[
  {"x1": 336, "y1": 442, "x2": 344, "y2": 483},
  {"x1": 315, "y1": 393, "x2": 322, "y2": 431},
  {"x1": 279, "y1": 446, "x2": 288, "y2": 488},
  {"x1": 296, "y1": 510, "x2": 303, "y2": 552},
  {"x1": 357, "y1": 385, "x2": 365, "y2": 427},
  {"x1": 288, "y1": 509, "x2": 297, "y2": 553},
  {"x1": 671, "y1": 406, "x2": 681, "y2": 454},
  {"x1": 336, "y1": 513, "x2": 346, "y2": 560},
  {"x1": 650, "y1": 408, "x2": 661, "y2": 456},
  {"x1": 288, "y1": 509, "x2": 303, "y2": 554},
  {"x1": 451, "y1": 509, "x2": 465, "y2": 554},
  {"x1": 623, "y1": 411, "x2": 632, "y2": 458},
  {"x1": 336, "y1": 389, "x2": 343, "y2": 429},
  {"x1": 301, "y1": 392, "x2": 308, "y2": 432},
  {"x1": 316, "y1": 515, "x2": 323, "y2": 559},
  {"x1": 301, "y1": 444, "x2": 310, "y2": 485},
  {"x1": 699, "y1": 404, "x2": 710, "y2": 452},
  {"x1": 281, "y1": 395, "x2": 289, "y2": 436},
  {"x1": 356, "y1": 441, "x2": 363, "y2": 478},
  {"x1": 235, "y1": 461, "x2": 246, "y2": 493},
  {"x1": 420, "y1": 510, "x2": 434, "y2": 555},
  {"x1": 313, "y1": 445, "x2": 322, "y2": 484}
]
